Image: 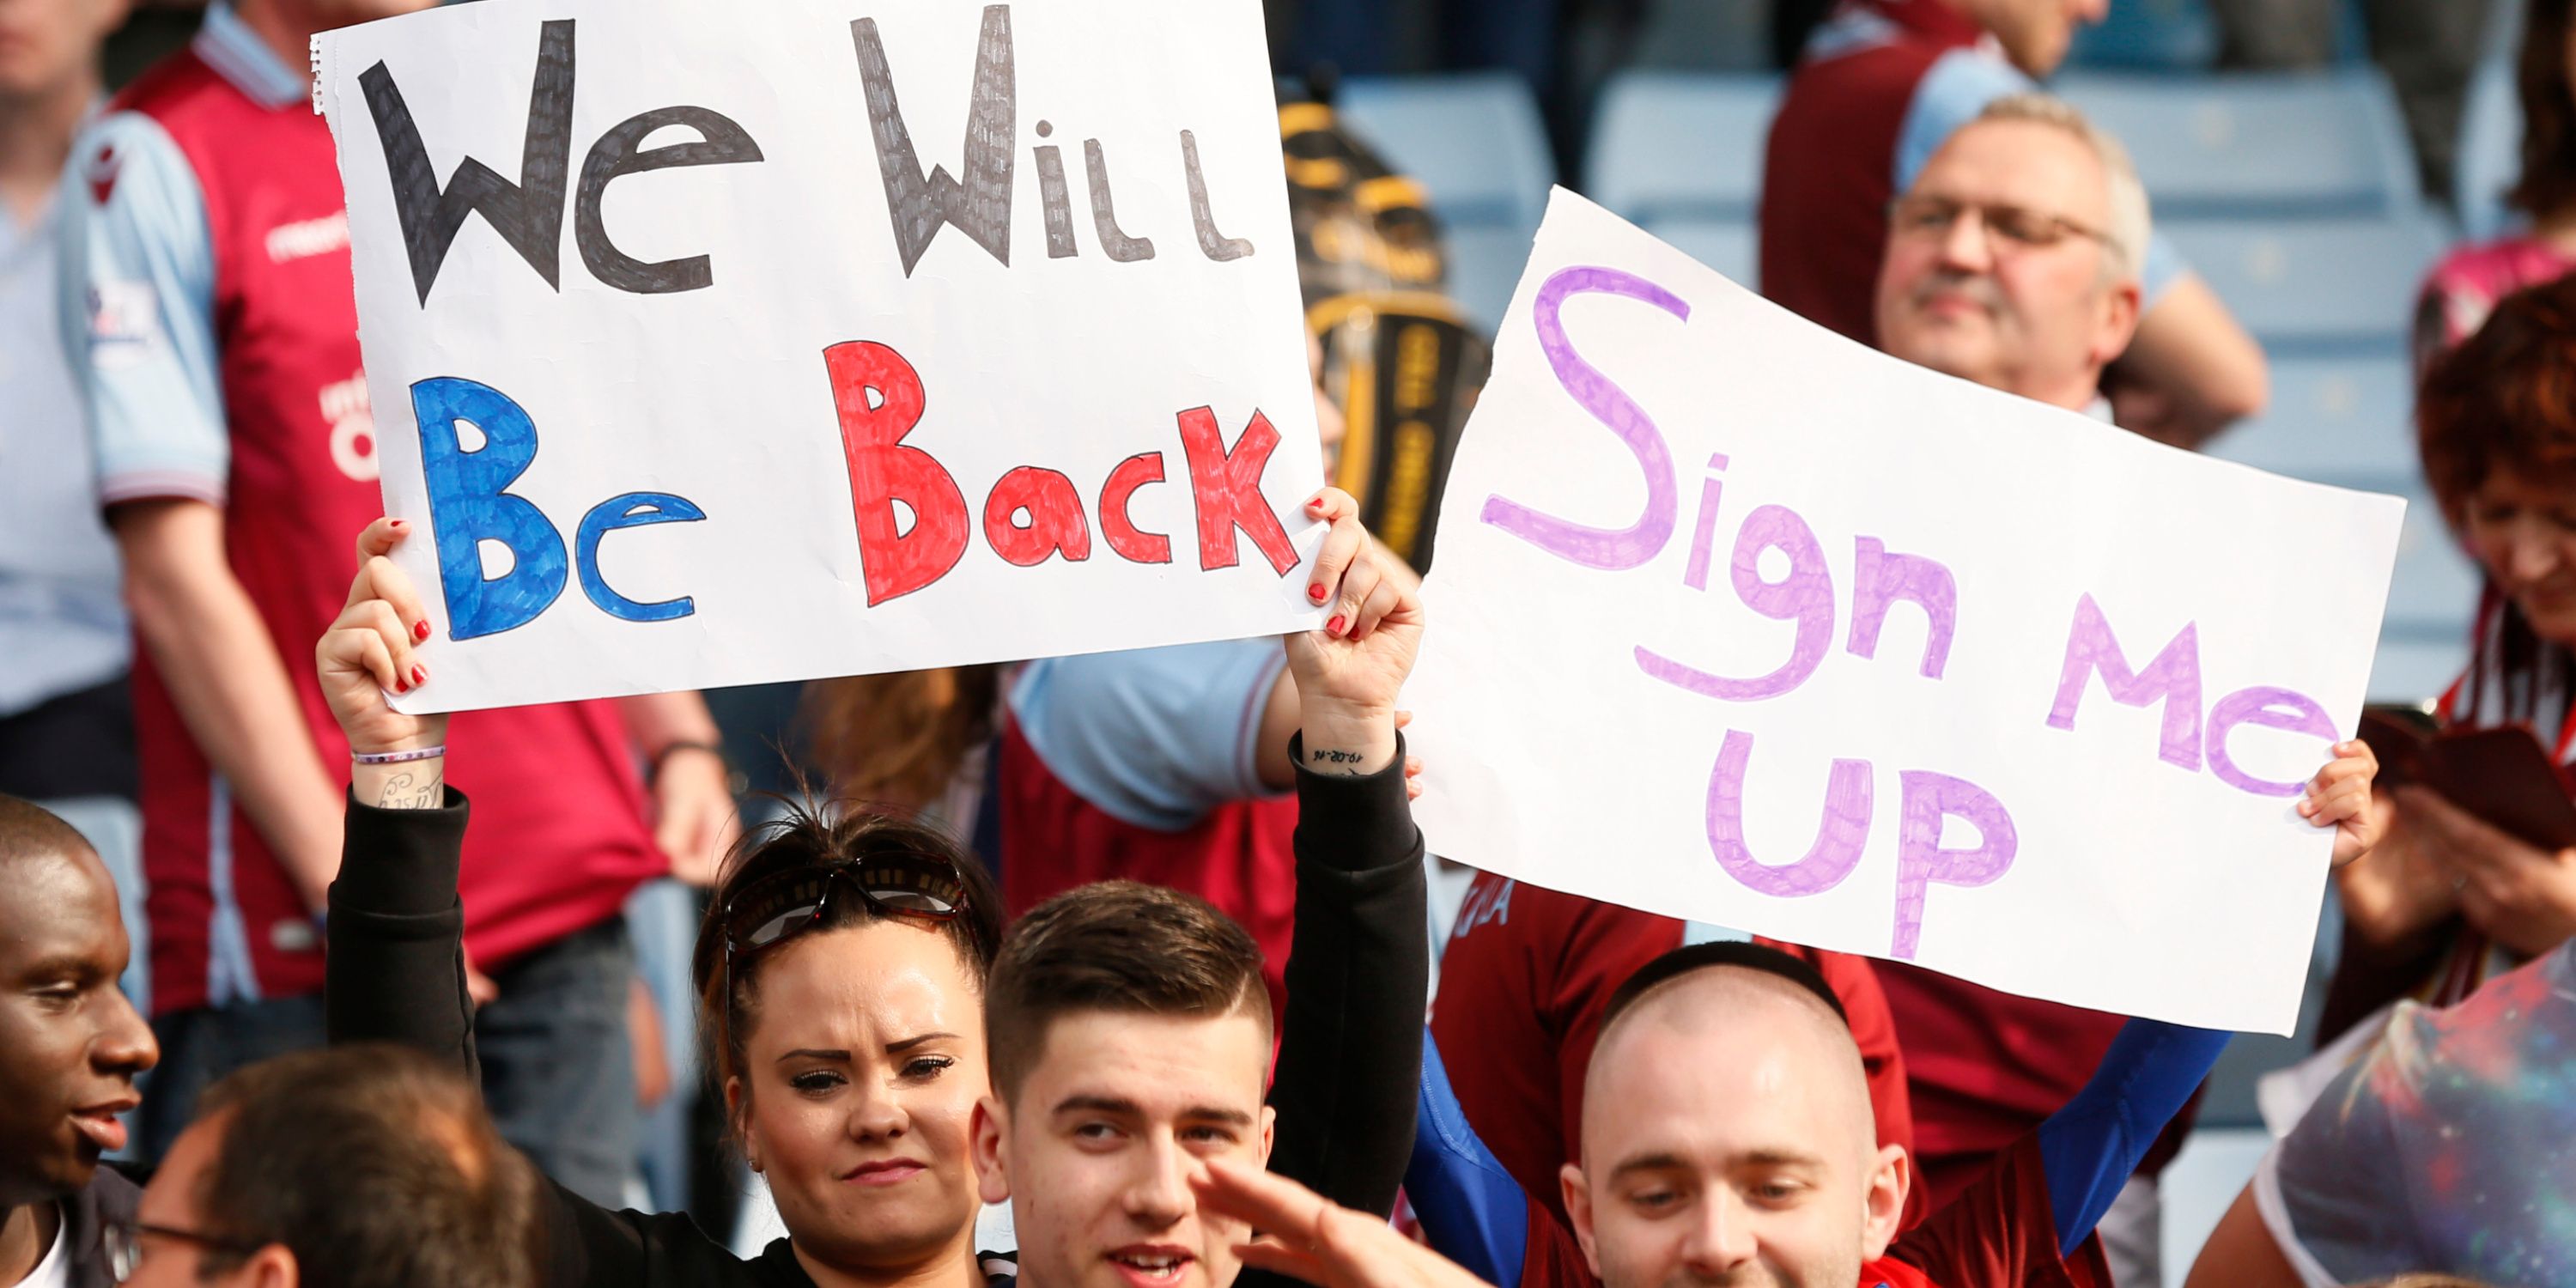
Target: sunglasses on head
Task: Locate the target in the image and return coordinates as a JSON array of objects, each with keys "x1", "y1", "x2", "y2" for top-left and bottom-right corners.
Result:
[{"x1": 720, "y1": 853, "x2": 974, "y2": 967}]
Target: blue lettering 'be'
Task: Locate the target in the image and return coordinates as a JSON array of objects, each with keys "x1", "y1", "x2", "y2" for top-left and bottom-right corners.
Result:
[{"x1": 413, "y1": 377, "x2": 705, "y2": 639}]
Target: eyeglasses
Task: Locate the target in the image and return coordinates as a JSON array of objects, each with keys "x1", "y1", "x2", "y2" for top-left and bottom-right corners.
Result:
[
  {"x1": 104, "y1": 1220, "x2": 269, "y2": 1282},
  {"x1": 1888, "y1": 195, "x2": 2114, "y2": 255},
  {"x1": 717, "y1": 854, "x2": 974, "y2": 1002}
]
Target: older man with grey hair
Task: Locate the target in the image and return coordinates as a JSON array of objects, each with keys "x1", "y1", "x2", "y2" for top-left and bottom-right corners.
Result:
[{"x1": 1868, "y1": 89, "x2": 2201, "y2": 1288}]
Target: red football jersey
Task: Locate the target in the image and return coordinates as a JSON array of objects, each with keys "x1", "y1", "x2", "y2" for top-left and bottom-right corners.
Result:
[
  {"x1": 1758, "y1": 0, "x2": 1980, "y2": 345},
  {"x1": 91, "y1": 45, "x2": 662, "y2": 1012}
]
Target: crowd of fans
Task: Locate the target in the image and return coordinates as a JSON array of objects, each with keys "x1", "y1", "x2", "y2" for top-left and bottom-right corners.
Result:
[{"x1": 3, "y1": 0, "x2": 2573, "y2": 1286}]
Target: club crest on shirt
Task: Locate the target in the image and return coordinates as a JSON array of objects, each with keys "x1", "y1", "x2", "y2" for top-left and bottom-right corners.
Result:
[
  {"x1": 85, "y1": 143, "x2": 120, "y2": 205},
  {"x1": 86, "y1": 280, "x2": 163, "y2": 369}
]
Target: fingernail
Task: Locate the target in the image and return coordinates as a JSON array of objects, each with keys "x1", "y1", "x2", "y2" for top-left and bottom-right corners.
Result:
[
  {"x1": 1308, "y1": 497, "x2": 1326, "y2": 510},
  {"x1": 392, "y1": 674, "x2": 408, "y2": 693},
  {"x1": 389, "y1": 519, "x2": 407, "y2": 530},
  {"x1": 1308, "y1": 583, "x2": 1327, "y2": 602},
  {"x1": 411, "y1": 665, "x2": 427, "y2": 686},
  {"x1": 1327, "y1": 615, "x2": 1346, "y2": 635},
  {"x1": 413, "y1": 619, "x2": 431, "y2": 642}
]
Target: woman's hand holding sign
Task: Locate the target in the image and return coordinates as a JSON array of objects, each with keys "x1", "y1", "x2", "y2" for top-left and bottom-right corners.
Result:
[
  {"x1": 1286, "y1": 488, "x2": 1425, "y2": 779},
  {"x1": 2298, "y1": 738, "x2": 2383, "y2": 869},
  {"x1": 319, "y1": 519, "x2": 448, "y2": 774}
]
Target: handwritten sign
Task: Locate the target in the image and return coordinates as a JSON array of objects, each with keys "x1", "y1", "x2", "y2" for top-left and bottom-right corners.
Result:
[
  {"x1": 312, "y1": 0, "x2": 1325, "y2": 713},
  {"x1": 1406, "y1": 191, "x2": 2403, "y2": 1033}
]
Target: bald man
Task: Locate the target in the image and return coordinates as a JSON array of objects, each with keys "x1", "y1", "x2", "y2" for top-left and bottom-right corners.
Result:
[
  {"x1": 1406, "y1": 941, "x2": 2232, "y2": 1288},
  {"x1": 0, "y1": 795, "x2": 159, "y2": 1288}
]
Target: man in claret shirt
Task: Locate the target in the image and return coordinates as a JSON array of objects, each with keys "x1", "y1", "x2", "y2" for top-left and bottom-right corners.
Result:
[
  {"x1": 1761, "y1": 0, "x2": 2267, "y2": 449},
  {"x1": 53, "y1": 0, "x2": 738, "y2": 1199}
]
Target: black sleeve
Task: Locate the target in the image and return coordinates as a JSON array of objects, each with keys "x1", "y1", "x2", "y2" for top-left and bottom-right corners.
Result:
[
  {"x1": 327, "y1": 789, "x2": 761, "y2": 1288},
  {"x1": 325, "y1": 787, "x2": 480, "y2": 1078},
  {"x1": 1262, "y1": 732, "x2": 1428, "y2": 1219}
]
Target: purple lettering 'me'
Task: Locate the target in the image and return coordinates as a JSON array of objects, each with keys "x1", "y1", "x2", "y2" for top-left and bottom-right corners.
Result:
[
  {"x1": 2045, "y1": 593, "x2": 2203, "y2": 770},
  {"x1": 1480, "y1": 266, "x2": 1689, "y2": 569}
]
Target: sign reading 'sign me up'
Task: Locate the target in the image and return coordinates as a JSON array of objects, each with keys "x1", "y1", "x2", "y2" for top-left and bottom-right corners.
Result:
[{"x1": 312, "y1": 0, "x2": 1327, "y2": 714}]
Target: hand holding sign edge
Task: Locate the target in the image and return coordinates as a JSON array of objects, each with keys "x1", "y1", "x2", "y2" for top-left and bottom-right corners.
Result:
[{"x1": 1285, "y1": 489, "x2": 1422, "y2": 776}]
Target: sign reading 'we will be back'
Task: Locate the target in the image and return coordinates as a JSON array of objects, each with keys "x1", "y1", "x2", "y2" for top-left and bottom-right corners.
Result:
[{"x1": 313, "y1": 0, "x2": 1329, "y2": 714}]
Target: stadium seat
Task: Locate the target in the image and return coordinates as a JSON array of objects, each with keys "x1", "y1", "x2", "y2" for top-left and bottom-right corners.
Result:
[
  {"x1": 2202, "y1": 354, "x2": 2417, "y2": 483},
  {"x1": 1644, "y1": 218, "x2": 1757, "y2": 287},
  {"x1": 2064, "y1": 0, "x2": 2219, "y2": 70},
  {"x1": 2455, "y1": 55, "x2": 2523, "y2": 241},
  {"x1": 2056, "y1": 70, "x2": 2422, "y2": 220},
  {"x1": 1334, "y1": 73, "x2": 1556, "y2": 331},
  {"x1": 1583, "y1": 71, "x2": 1782, "y2": 226},
  {"x1": 2160, "y1": 215, "x2": 2444, "y2": 354},
  {"x1": 1625, "y1": 0, "x2": 1771, "y2": 73},
  {"x1": 1334, "y1": 72, "x2": 1554, "y2": 231}
]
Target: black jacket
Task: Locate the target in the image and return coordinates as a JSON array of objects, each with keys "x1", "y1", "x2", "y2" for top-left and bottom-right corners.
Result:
[{"x1": 325, "y1": 737, "x2": 1426, "y2": 1288}]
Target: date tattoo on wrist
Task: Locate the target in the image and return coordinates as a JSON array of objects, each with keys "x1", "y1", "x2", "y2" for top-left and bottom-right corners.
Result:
[
  {"x1": 1307, "y1": 747, "x2": 1368, "y2": 769},
  {"x1": 375, "y1": 769, "x2": 442, "y2": 810}
]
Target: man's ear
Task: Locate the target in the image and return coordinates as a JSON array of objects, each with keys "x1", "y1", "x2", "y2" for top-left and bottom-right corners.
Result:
[
  {"x1": 972, "y1": 1093, "x2": 1013, "y2": 1206},
  {"x1": 2093, "y1": 277, "x2": 2143, "y2": 370},
  {"x1": 724, "y1": 1076, "x2": 758, "y2": 1173},
  {"x1": 1860, "y1": 1144, "x2": 1911, "y2": 1261},
  {"x1": 1255, "y1": 1104, "x2": 1277, "y2": 1168},
  {"x1": 1561, "y1": 1162, "x2": 1606, "y2": 1278},
  {"x1": 243, "y1": 1242, "x2": 298, "y2": 1288}
]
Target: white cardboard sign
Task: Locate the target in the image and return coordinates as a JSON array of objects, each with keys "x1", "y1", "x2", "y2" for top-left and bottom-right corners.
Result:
[
  {"x1": 1407, "y1": 191, "x2": 2403, "y2": 1033},
  {"x1": 313, "y1": 0, "x2": 1325, "y2": 714}
]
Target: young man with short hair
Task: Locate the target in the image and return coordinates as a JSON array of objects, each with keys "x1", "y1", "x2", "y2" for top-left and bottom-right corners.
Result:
[
  {"x1": 0, "y1": 795, "x2": 158, "y2": 1288},
  {"x1": 118, "y1": 1043, "x2": 543, "y2": 1288}
]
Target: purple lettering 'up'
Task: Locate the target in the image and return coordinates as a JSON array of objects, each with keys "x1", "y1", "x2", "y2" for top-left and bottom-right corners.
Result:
[
  {"x1": 1480, "y1": 265, "x2": 1689, "y2": 569},
  {"x1": 1703, "y1": 729, "x2": 1872, "y2": 897},
  {"x1": 1639, "y1": 503, "x2": 1835, "y2": 702},
  {"x1": 1890, "y1": 770, "x2": 2016, "y2": 959},
  {"x1": 1847, "y1": 537, "x2": 1957, "y2": 678},
  {"x1": 2044, "y1": 593, "x2": 2204, "y2": 771},
  {"x1": 2205, "y1": 686, "x2": 2338, "y2": 796}
]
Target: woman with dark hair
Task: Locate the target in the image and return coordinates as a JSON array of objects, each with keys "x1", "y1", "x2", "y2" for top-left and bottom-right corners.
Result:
[
  {"x1": 313, "y1": 489, "x2": 1429, "y2": 1288},
  {"x1": 2415, "y1": 0, "x2": 2576, "y2": 369},
  {"x1": 2326, "y1": 274, "x2": 2576, "y2": 1041}
]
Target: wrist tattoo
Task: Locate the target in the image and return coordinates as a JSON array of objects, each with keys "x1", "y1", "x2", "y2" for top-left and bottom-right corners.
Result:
[
  {"x1": 375, "y1": 769, "x2": 442, "y2": 811},
  {"x1": 1308, "y1": 748, "x2": 1367, "y2": 766}
]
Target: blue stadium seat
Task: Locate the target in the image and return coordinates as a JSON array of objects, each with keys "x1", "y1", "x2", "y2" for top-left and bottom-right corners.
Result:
[
  {"x1": 1645, "y1": 218, "x2": 1757, "y2": 287},
  {"x1": 2065, "y1": 0, "x2": 2219, "y2": 70},
  {"x1": 1334, "y1": 73, "x2": 1553, "y2": 231},
  {"x1": 1625, "y1": 0, "x2": 1771, "y2": 73},
  {"x1": 1583, "y1": 71, "x2": 1782, "y2": 226},
  {"x1": 2203, "y1": 354, "x2": 2417, "y2": 482},
  {"x1": 2455, "y1": 56, "x2": 2523, "y2": 241},
  {"x1": 1334, "y1": 73, "x2": 1556, "y2": 331},
  {"x1": 2160, "y1": 215, "x2": 2443, "y2": 353},
  {"x1": 2056, "y1": 70, "x2": 2422, "y2": 220}
]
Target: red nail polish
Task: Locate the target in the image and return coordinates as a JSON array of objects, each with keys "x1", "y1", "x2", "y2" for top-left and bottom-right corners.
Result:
[
  {"x1": 413, "y1": 619, "x2": 431, "y2": 642},
  {"x1": 411, "y1": 665, "x2": 427, "y2": 686},
  {"x1": 388, "y1": 519, "x2": 407, "y2": 530},
  {"x1": 1308, "y1": 584, "x2": 1327, "y2": 603},
  {"x1": 1327, "y1": 615, "x2": 1347, "y2": 635},
  {"x1": 392, "y1": 675, "x2": 408, "y2": 694}
]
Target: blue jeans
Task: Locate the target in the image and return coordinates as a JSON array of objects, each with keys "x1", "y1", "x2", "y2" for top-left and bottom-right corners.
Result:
[{"x1": 142, "y1": 915, "x2": 637, "y2": 1205}]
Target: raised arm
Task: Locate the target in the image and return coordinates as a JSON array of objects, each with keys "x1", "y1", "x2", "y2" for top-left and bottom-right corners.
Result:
[
  {"x1": 314, "y1": 519, "x2": 473, "y2": 1072},
  {"x1": 1265, "y1": 488, "x2": 1431, "y2": 1219}
]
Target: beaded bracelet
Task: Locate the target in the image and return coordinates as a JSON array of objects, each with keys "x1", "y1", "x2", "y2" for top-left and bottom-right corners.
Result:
[{"x1": 353, "y1": 745, "x2": 447, "y2": 766}]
